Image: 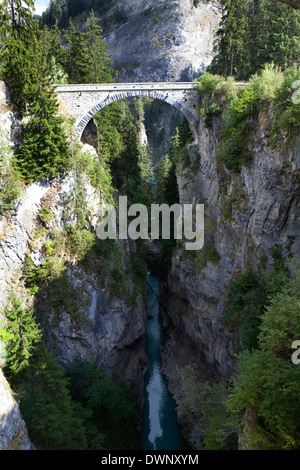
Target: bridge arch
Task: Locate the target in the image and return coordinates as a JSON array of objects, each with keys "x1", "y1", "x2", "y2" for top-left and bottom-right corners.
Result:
[{"x1": 75, "y1": 89, "x2": 199, "y2": 139}]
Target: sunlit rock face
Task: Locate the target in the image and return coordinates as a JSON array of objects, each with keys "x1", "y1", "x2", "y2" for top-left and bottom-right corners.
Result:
[
  {"x1": 161, "y1": 106, "x2": 300, "y2": 388},
  {"x1": 99, "y1": 0, "x2": 221, "y2": 82},
  {"x1": 0, "y1": 369, "x2": 34, "y2": 450}
]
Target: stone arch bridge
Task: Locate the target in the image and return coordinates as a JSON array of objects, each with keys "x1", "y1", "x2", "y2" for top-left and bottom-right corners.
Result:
[{"x1": 55, "y1": 82, "x2": 200, "y2": 139}]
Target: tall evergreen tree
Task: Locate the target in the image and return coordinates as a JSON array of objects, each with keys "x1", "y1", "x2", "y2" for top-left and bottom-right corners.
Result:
[
  {"x1": 63, "y1": 18, "x2": 91, "y2": 83},
  {"x1": 20, "y1": 346, "x2": 87, "y2": 450},
  {"x1": 213, "y1": 0, "x2": 249, "y2": 78},
  {"x1": 12, "y1": 23, "x2": 70, "y2": 181},
  {"x1": 210, "y1": 0, "x2": 300, "y2": 79},
  {"x1": 42, "y1": 21, "x2": 66, "y2": 75},
  {"x1": 2, "y1": 295, "x2": 42, "y2": 377},
  {"x1": 85, "y1": 9, "x2": 113, "y2": 83},
  {"x1": 0, "y1": 0, "x2": 34, "y2": 33}
]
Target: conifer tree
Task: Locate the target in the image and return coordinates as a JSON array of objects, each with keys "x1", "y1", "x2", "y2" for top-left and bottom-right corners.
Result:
[
  {"x1": 210, "y1": 0, "x2": 300, "y2": 79},
  {"x1": 156, "y1": 154, "x2": 172, "y2": 204},
  {"x1": 63, "y1": 18, "x2": 91, "y2": 83},
  {"x1": 42, "y1": 21, "x2": 66, "y2": 77},
  {"x1": 20, "y1": 346, "x2": 87, "y2": 450},
  {"x1": 2, "y1": 295, "x2": 42, "y2": 376},
  {"x1": 14, "y1": 23, "x2": 70, "y2": 181},
  {"x1": 249, "y1": 0, "x2": 300, "y2": 72},
  {"x1": 0, "y1": 0, "x2": 34, "y2": 33},
  {"x1": 213, "y1": 0, "x2": 249, "y2": 78},
  {"x1": 85, "y1": 9, "x2": 113, "y2": 83}
]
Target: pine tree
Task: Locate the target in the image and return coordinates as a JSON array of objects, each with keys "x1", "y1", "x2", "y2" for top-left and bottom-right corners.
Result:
[
  {"x1": 20, "y1": 346, "x2": 87, "y2": 450},
  {"x1": 156, "y1": 154, "x2": 172, "y2": 204},
  {"x1": 255, "y1": 0, "x2": 300, "y2": 71},
  {"x1": 63, "y1": 18, "x2": 91, "y2": 83},
  {"x1": 213, "y1": 0, "x2": 249, "y2": 78},
  {"x1": 2, "y1": 295, "x2": 42, "y2": 376},
  {"x1": 85, "y1": 9, "x2": 113, "y2": 83},
  {"x1": 0, "y1": 0, "x2": 34, "y2": 33},
  {"x1": 42, "y1": 21, "x2": 66, "y2": 78},
  {"x1": 210, "y1": 0, "x2": 300, "y2": 79},
  {"x1": 14, "y1": 23, "x2": 70, "y2": 181}
]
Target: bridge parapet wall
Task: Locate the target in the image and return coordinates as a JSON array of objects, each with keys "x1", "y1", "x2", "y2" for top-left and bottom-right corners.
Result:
[{"x1": 55, "y1": 83, "x2": 200, "y2": 138}]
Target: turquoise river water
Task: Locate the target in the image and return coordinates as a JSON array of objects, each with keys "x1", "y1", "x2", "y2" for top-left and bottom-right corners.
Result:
[{"x1": 140, "y1": 272, "x2": 183, "y2": 450}]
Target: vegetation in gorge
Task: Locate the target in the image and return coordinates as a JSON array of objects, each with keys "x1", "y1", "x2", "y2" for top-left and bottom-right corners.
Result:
[
  {"x1": 1, "y1": 298, "x2": 138, "y2": 449},
  {"x1": 0, "y1": 1, "x2": 150, "y2": 450},
  {"x1": 210, "y1": 0, "x2": 300, "y2": 80},
  {"x1": 0, "y1": 129, "x2": 23, "y2": 216},
  {"x1": 197, "y1": 64, "x2": 300, "y2": 172},
  {"x1": 177, "y1": 255, "x2": 300, "y2": 450},
  {"x1": 227, "y1": 257, "x2": 300, "y2": 450},
  {"x1": 0, "y1": 0, "x2": 299, "y2": 453}
]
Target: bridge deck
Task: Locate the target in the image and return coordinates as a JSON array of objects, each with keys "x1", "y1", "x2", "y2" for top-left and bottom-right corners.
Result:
[{"x1": 55, "y1": 82, "x2": 199, "y2": 92}]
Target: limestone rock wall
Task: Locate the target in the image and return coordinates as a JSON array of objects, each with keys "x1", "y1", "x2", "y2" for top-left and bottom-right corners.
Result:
[
  {"x1": 0, "y1": 81, "x2": 148, "y2": 448},
  {"x1": 161, "y1": 107, "x2": 300, "y2": 387},
  {"x1": 0, "y1": 369, "x2": 34, "y2": 450},
  {"x1": 96, "y1": 0, "x2": 221, "y2": 82}
]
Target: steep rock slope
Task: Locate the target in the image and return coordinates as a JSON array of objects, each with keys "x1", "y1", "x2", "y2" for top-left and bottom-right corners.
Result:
[
  {"x1": 100, "y1": 0, "x2": 221, "y2": 82},
  {"x1": 0, "y1": 369, "x2": 34, "y2": 450},
  {"x1": 0, "y1": 82, "x2": 148, "y2": 448},
  {"x1": 161, "y1": 106, "x2": 300, "y2": 389}
]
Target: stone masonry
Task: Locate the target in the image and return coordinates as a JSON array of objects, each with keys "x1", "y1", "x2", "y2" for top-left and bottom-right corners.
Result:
[{"x1": 55, "y1": 82, "x2": 200, "y2": 139}]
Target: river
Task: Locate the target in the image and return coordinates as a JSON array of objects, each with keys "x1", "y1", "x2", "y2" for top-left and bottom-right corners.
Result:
[{"x1": 140, "y1": 272, "x2": 182, "y2": 450}]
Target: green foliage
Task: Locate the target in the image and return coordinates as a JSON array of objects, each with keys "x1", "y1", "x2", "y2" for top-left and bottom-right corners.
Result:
[
  {"x1": 125, "y1": 253, "x2": 147, "y2": 306},
  {"x1": 197, "y1": 72, "x2": 225, "y2": 103},
  {"x1": 0, "y1": 320, "x2": 13, "y2": 343},
  {"x1": 226, "y1": 267, "x2": 269, "y2": 350},
  {"x1": 0, "y1": 130, "x2": 23, "y2": 215},
  {"x1": 210, "y1": 0, "x2": 300, "y2": 80},
  {"x1": 0, "y1": 0, "x2": 34, "y2": 34},
  {"x1": 226, "y1": 251, "x2": 289, "y2": 350},
  {"x1": 155, "y1": 154, "x2": 173, "y2": 204},
  {"x1": 197, "y1": 73, "x2": 237, "y2": 128},
  {"x1": 211, "y1": 0, "x2": 249, "y2": 79},
  {"x1": 84, "y1": 10, "x2": 113, "y2": 83},
  {"x1": 17, "y1": 110, "x2": 70, "y2": 182},
  {"x1": 22, "y1": 255, "x2": 83, "y2": 323},
  {"x1": 228, "y1": 348, "x2": 300, "y2": 449},
  {"x1": 217, "y1": 81, "x2": 259, "y2": 172},
  {"x1": 2, "y1": 295, "x2": 42, "y2": 376},
  {"x1": 195, "y1": 243, "x2": 221, "y2": 272},
  {"x1": 20, "y1": 346, "x2": 87, "y2": 450},
  {"x1": 94, "y1": 101, "x2": 144, "y2": 202},
  {"x1": 271, "y1": 66, "x2": 300, "y2": 146},
  {"x1": 38, "y1": 205, "x2": 54, "y2": 226},
  {"x1": 196, "y1": 66, "x2": 299, "y2": 172},
  {"x1": 174, "y1": 364, "x2": 238, "y2": 450},
  {"x1": 62, "y1": 14, "x2": 113, "y2": 84},
  {"x1": 40, "y1": 0, "x2": 112, "y2": 29},
  {"x1": 226, "y1": 257, "x2": 300, "y2": 449},
  {"x1": 64, "y1": 359, "x2": 138, "y2": 450},
  {"x1": 1, "y1": 22, "x2": 71, "y2": 182}
]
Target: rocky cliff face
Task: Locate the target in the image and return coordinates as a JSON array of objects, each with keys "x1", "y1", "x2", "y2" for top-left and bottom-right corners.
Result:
[
  {"x1": 160, "y1": 106, "x2": 300, "y2": 399},
  {"x1": 100, "y1": 0, "x2": 221, "y2": 82},
  {"x1": 0, "y1": 82, "x2": 148, "y2": 448},
  {"x1": 0, "y1": 369, "x2": 34, "y2": 450}
]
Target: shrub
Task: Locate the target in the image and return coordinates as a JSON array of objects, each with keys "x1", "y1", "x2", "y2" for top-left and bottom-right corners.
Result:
[
  {"x1": 271, "y1": 65, "x2": 300, "y2": 146},
  {"x1": 38, "y1": 205, "x2": 54, "y2": 226},
  {"x1": 0, "y1": 131, "x2": 23, "y2": 215}
]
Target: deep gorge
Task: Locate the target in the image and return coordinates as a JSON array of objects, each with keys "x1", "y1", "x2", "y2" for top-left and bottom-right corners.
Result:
[{"x1": 0, "y1": 0, "x2": 299, "y2": 452}]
